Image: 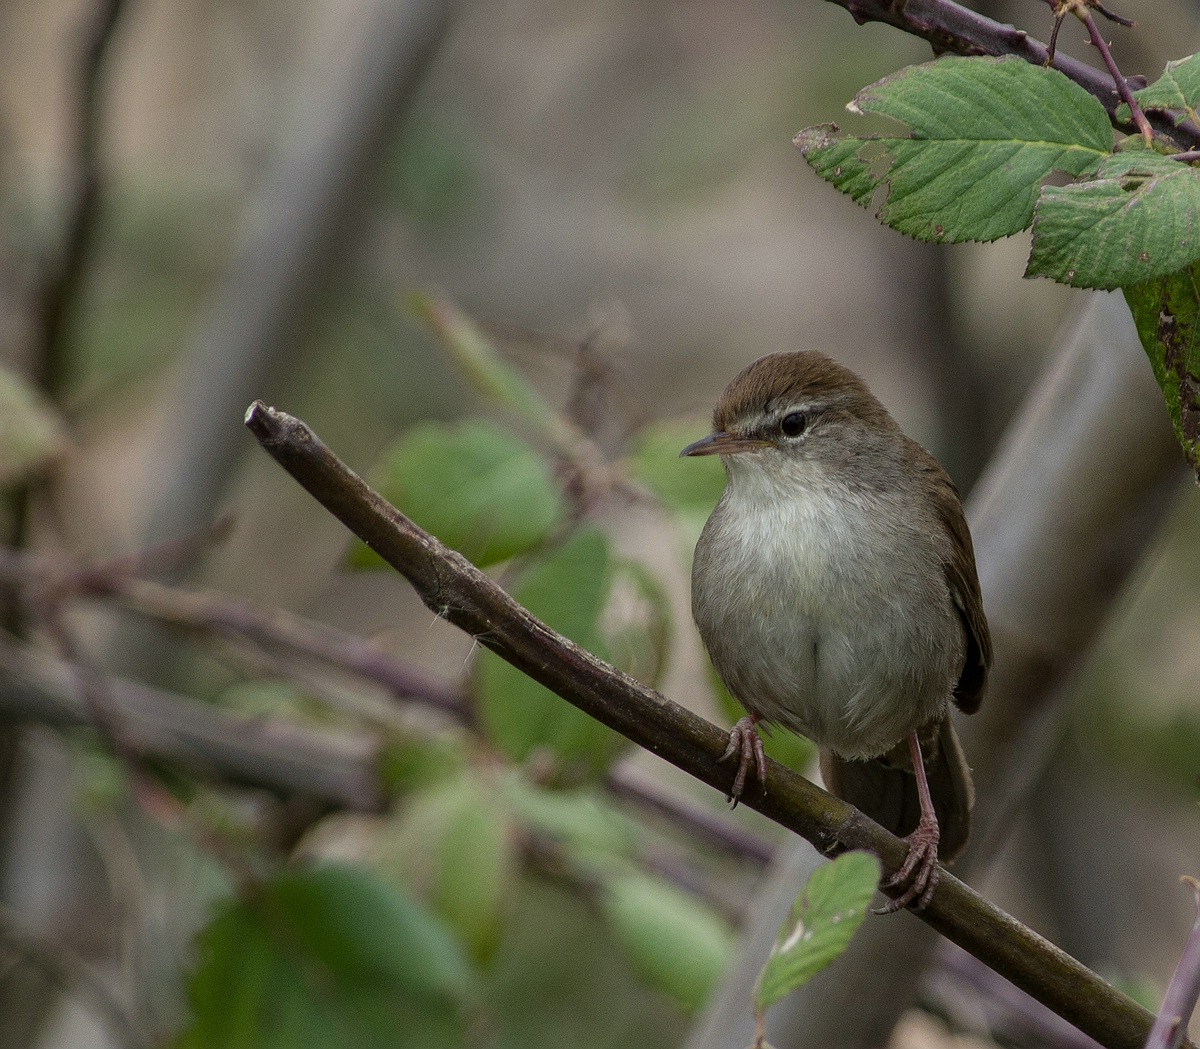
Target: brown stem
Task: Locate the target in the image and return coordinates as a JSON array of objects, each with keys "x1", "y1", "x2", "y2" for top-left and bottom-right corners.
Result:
[
  {"x1": 1047, "y1": 10, "x2": 1066, "y2": 65},
  {"x1": 245, "y1": 399, "x2": 1178, "y2": 1049},
  {"x1": 1076, "y1": 8, "x2": 1152, "y2": 144},
  {"x1": 1146, "y1": 878, "x2": 1200, "y2": 1049}
]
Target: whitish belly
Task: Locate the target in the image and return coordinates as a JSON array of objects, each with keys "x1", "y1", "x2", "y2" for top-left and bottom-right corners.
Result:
[{"x1": 692, "y1": 492, "x2": 960, "y2": 758}]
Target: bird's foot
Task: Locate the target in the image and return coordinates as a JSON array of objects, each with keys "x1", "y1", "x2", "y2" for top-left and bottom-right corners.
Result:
[
  {"x1": 874, "y1": 814, "x2": 941, "y2": 914},
  {"x1": 720, "y1": 715, "x2": 766, "y2": 806}
]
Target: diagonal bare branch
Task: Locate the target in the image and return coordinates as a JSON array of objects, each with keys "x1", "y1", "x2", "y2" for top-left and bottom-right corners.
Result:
[{"x1": 245, "y1": 398, "x2": 1177, "y2": 1049}]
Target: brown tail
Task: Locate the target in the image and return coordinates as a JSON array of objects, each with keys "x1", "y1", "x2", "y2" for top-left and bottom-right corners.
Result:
[{"x1": 819, "y1": 716, "x2": 973, "y2": 864}]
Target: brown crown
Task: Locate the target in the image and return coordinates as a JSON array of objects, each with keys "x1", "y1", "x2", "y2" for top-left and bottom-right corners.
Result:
[{"x1": 712, "y1": 351, "x2": 892, "y2": 432}]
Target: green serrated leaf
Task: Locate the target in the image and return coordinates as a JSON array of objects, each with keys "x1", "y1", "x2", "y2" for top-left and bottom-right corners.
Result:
[
  {"x1": 348, "y1": 420, "x2": 564, "y2": 570},
  {"x1": 476, "y1": 529, "x2": 627, "y2": 773},
  {"x1": 0, "y1": 365, "x2": 68, "y2": 489},
  {"x1": 176, "y1": 864, "x2": 475, "y2": 1049},
  {"x1": 795, "y1": 56, "x2": 1113, "y2": 243},
  {"x1": 754, "y1": 852, "x2": 880, "y2": 1011},
  {"x1": 1121, "y1": 53, "x2": 1200, "y2": 126},
  {"x1": 603, "y1": 872, "x2": 734, "y2": 1010},
  {"x1": 1028, "y1": 153, "x2": 1200, "y2": 289},
  {"x1": 1124, "y1": 263, "x2": 1200, "y2": 479}
]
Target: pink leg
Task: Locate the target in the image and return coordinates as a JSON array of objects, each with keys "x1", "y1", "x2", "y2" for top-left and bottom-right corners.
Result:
[
  {"x1": 720, "y1": 714, "x2": 767, "y2": 806},
  {"x1": 875, "y1": 731, "x2": 941, "y2": 914}
]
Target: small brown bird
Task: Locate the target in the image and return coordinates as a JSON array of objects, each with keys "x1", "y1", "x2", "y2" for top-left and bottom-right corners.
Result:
[{"x1": 683, "y1": 351, "x2": 991, "y2": 911}]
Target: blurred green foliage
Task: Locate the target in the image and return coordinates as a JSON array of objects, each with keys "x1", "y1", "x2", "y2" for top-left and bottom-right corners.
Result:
[
  {"x1": 387, "y1": 117, "x2": 478, "y2": 230},
  {"x1": 348, "y1": 419, "x2": 566, "y2": 570},
  {"x1": 175, "y1": 863, "x2": 476, "y2": 1049},
  {"x1": 476, "y1": 528, "x2": 630, "y2": 773},
  {"x1": 0, "y1": 364, "x2": 66, "y2": 487}
]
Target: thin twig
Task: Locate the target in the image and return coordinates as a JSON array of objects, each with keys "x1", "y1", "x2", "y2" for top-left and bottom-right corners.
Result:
[
  {"x1": 245, "y1": 399, "x2": 1180, "y2": 1049},
  {"x1": 1072, "y1": 4, "x2": 1153, "y2": 144},
  {"x1": 604, "y1": 766, "x2": 775, "y2": 867},
  {"x1": 36, "y1": 0, "x2": 128, "y2": 395},
  {"x1": 1146, "y1": 877, "x2": 1200, "y2": 1049},
  {"x1": 929, "y1": 943, "x2": 1106, "y2": 1049},
  {"x1": 83, "y1": 574, "x2": 468, "y2": 718},
  {"x1": 0, "y1": 904, "x2": 150, "y2": 1049}
]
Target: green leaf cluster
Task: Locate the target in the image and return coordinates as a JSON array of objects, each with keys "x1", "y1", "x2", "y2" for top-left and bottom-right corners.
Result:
[
  {"x1": 370, "y1": 765, "x2": 734, "y2": 1014},
  {"x1": 798, "y1": 52, "x2": 1200, "y2": 476},
  {"x1": 795, "y1": 56, "x2": 1112, "y2": 245},
  {"x1": 352, "y1": 308, "x2": 752, "y2": 779}
]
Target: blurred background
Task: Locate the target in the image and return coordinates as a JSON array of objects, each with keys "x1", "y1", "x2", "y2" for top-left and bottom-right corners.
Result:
[{"x1": 1, "y1": 0, "x2": 1199, "y2": 1046}]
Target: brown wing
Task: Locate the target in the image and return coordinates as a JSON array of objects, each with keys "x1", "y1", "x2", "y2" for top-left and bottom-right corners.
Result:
[
  {"x1": 940, "y1": 481, "x2": 991, "y2": 714},
  {"x1": 914, "y1": 444, "x2": 992, "y2": 714}
]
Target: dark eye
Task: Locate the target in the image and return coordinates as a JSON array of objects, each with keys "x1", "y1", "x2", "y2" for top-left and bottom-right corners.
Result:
[{"x1": 780, "y1": 412, "x2": 806, "y2": 437}]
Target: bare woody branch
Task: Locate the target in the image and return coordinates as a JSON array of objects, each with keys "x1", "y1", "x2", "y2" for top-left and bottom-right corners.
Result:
[{"x1": 245, "y1": 399, "x2": 1177, "y2": 1049}]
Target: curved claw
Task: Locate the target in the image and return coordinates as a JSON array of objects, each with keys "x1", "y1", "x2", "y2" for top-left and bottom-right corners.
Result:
[
  {"x1": 874, "y1": 817, "x2": 941, "y2": 914},
  {"x1": 719, "y1": 715, "x2": 766, "y2": 806}
]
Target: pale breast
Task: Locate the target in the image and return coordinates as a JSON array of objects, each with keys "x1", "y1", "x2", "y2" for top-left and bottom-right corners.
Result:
[{"x1": 692, "y1": 458, "x2": 963, "y2": 759}]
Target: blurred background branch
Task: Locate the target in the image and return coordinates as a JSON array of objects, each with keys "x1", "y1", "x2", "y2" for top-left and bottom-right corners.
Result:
[{"x1": 33, "y1": 0, "x2": 128, "y2": 399}]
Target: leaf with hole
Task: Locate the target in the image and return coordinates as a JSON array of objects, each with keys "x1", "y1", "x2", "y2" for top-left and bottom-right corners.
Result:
[
  {"x1": 1124, "y1": 260, "x2": 1200, "y2": 481},
  {"x1": 754, "y1": 851, "x2": 880, "y2": 1011},
  {"x1": 795, "y1": 56, "x2": 1112, "y2": 243}
]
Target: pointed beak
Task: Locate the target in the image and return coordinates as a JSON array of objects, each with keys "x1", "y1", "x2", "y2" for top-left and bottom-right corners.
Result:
[{"x1": 679, "y1": 431, "x2": 771, "y2": 457}]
